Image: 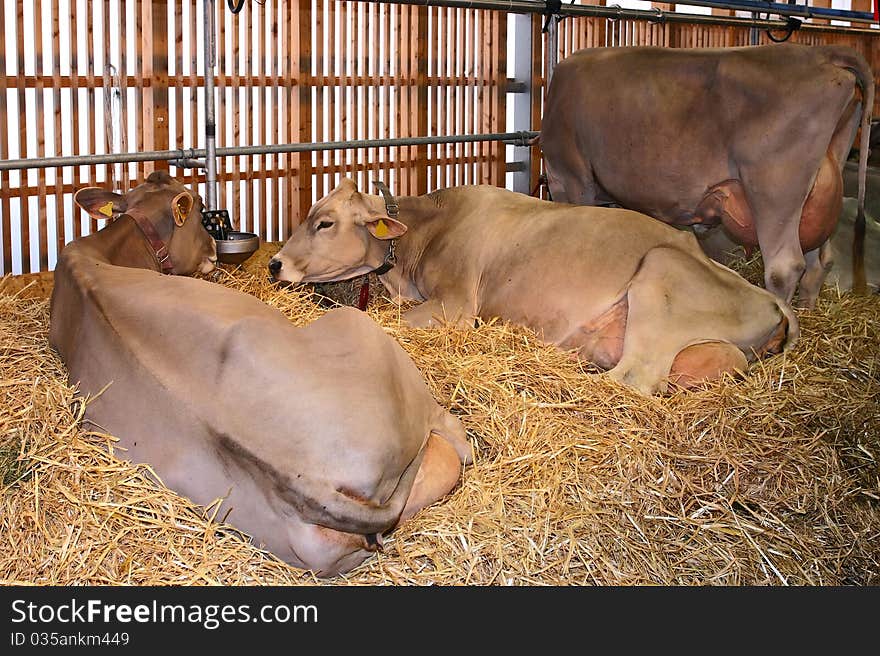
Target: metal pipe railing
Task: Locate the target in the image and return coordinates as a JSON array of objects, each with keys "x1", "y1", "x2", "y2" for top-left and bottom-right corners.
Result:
[
  {"x1": 374, "y1": 0, "x2": 876, "y2": 25},
  {"x1": 0, "y1": 132, "x2": 540, "y2": 172}
]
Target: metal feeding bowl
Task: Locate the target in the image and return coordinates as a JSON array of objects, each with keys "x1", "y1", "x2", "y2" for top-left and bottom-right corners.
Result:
[
  {"x1": 215, "y1": 231, "x2": 260, "y2": 265},
  {"x1": 202, "y1": 208, "x2": 260, "y2": 265}
]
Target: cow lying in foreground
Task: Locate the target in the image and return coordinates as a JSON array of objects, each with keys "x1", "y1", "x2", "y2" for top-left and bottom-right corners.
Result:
[
  {"x1": 538, "y1": 43, "x2": 874, "y2": 309},
  {"x1": 268, "y1": 180, "x2": 799, "y2": 396},
  {"x1": 49, "y1": 171, "x2": 471, "y2": 577}
]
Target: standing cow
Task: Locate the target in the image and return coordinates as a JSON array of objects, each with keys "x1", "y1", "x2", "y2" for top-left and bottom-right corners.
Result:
[
  {"x1": 538, "y1": 43, "x2": 874, "y2": 309},
  {"x1": 50, "y1": 172, "x2": 471, "y2": 577},
  {"x1": 268, "y1": 180, "x2": 798, "y2": 396}
]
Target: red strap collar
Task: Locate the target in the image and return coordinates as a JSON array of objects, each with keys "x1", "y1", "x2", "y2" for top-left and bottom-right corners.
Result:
[{"x1": 124, "y1": 209, "x2": 174, "y2": 273}]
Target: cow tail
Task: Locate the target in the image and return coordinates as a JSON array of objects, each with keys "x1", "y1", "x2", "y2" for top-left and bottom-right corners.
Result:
[{"x1": 835, "y1": 48, "x2": 874, "y2": 295}]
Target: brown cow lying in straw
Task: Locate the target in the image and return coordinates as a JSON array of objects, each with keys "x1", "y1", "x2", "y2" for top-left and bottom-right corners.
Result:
[
  {"x1": 268, "y1": 180, "x2": 799, "y2": 396},
  {"x1": 49, "y1": 171, "x2": 471, "y2": 577}
]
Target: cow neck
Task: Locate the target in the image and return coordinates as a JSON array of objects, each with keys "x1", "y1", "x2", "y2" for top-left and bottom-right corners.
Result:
[{"x1": 122, "y1": 207, "x2": 174, "y2": 274}]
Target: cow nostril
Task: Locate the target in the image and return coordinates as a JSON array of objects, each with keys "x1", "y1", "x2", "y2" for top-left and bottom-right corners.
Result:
[{"x1": 268, "y1": 259, "x2": 282, "y2": 274}]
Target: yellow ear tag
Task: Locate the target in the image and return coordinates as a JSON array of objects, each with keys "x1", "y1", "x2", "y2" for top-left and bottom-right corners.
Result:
[
  {"x1": 375, "y1": 219, "x2": 389, "y2": 238},
  {"x1": 99, "y1": 201, "x2": 114, "y2": 217}
]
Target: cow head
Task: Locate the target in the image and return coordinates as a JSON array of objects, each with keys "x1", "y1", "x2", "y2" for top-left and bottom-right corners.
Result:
[
  {"x1": 74, "y1": 171, "x2": 218, "y2": 275},
  {"x1": 268, "y1": 178, "x2": 407, "y2": 284}
]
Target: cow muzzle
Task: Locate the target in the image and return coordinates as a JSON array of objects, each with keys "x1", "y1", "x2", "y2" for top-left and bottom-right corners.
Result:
[
  {"x1": 268, "y1": 256, "x2": 304, "y2": 284},
  {"x1": 200, "y1": 255, "x2": 218, "y2": 274}
]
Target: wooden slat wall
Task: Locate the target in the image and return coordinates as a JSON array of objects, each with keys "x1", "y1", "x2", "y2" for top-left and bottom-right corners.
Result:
[{"x1": 0, "y1": 0, "x2": 878, "y2": 274}]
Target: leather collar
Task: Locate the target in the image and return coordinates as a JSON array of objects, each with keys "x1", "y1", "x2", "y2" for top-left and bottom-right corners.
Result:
[
  {"x1": 124, "y1": 208, "x2": 174, "y2": 273},
  {"x1": 371, "y1": 180, "x2": 398, "y2": 275}
]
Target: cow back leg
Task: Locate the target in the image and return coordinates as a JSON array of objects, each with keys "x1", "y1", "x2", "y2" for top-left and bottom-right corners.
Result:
[
  {"x1": 606, "y1": 246, "x2": 786, "y2": 395},
  {"x1": 797, "y1": 239, "x2": 835, "y2": 309},
  {"x1": 291, "y1": 524, "x2": 377, "y2": 578},
  {"x1": 398, "y1": 432, "x2": 464, "y2": 523},
  {"x1": 543, "y1": 153, "x2": 600, "y2": 206},
  {"x1": 667, "y1": 341, "x2": 748, "y2": 390}
]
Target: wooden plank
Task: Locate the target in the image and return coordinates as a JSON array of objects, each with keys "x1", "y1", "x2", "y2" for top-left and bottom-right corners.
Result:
[
  {"x1": 174, "y1": 0, "x2": 184, "y2": 174},
  {"x1": 119, "y1": 0, "x2": 130, "y2": 191},
  {"x1": 188, "y1": 0, "x2": 200, "y2": 190},
  {"x1": 530, "y1": 12, "x2": 542, "y2": 195},
  {"x1": 279, "y1": 0, "x2": 290, "y2": 235},
  {"x1": 16, "y1": 0, "x2": 30, "y2": 270},
  {"x1": 69, "y1": 0, "x2": 83, "y2": 237},
  {"x1": 256, "y1": 0, "x2": 267, "y2": 239},
  {"x1": 291, "y1": 0, "x2": 312, "y2": 226},
  {"x1": 397, "y1": 2, "x2": 408, "y2": 193},
  {"x1": 244, "y1": 0, "x2": 254, "y2": 231},
  {"x1": 34, "y1": 0, "x2": 48, "y2": 270},
  {"x1": 414, "y1": 5, "x2": 428, "y2": 195},
  {"x1": 52, "y1": 0, "x2": 65, "y2": 257},
  {"x1": 429, "y1": 5, "x2": 439, "y2": 190},
  {"x1": 313, "y1": 0, "x2": 325, "y2": 204},
  {"x1": 0, "y1": 0, "x2": 11, "y2": 273},
  {"x1": 269, "y1": 0, "x2": 280, "y2": 240},
  {"x1": 133, "y1": 0, "x2": 144, "y2": 185},
  {"x1": 368, "y1": 0, "x2": 378, "y2": 184},
  {"x1": 139, "y1": 1, "x2": 152, "y2": 183},
  {"x1": 152, "y1": 0, "x2": 168, "y2": 173}
]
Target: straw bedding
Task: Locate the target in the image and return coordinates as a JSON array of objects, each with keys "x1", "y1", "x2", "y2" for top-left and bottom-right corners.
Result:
[{"x1": 1, "y1": 243, "x2": 877, "y2": 585}]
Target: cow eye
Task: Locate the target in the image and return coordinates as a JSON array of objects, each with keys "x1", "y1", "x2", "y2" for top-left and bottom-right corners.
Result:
[{"x1": 316, "y1": 220, "x2": 334, "y2": 231}]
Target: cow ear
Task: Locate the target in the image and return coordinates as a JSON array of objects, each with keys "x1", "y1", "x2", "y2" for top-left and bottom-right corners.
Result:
[
  {"x1": 364, "y1": 216, "x2": 407, "y2": 240},
  {"x1": 171, "y1": 191, "x2": 194, "y2": 227},
  {"x1": 74, "y1": 187, "x2": 126, "y2": 221}
]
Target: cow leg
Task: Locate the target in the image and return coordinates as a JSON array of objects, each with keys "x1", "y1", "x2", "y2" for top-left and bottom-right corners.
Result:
[
  {"x1": 398, "y1": 432, "x2": 464, "y2": 523},
  {"x1": 667, "y1": 341, "x2": 748, "y2": 390},
  {"x1": 288, "y1": 523, "x2": 378, "y2": 579},
  {"x1": 543, "y1": 155, "x2": 600, "y2": 206},
  {"x1": 403, "y1": 298, "x2": 474, "y2": 329},
  {"x1": 754, "y1": 210, "x2": 807, "y2": 305},
  {"x1": 797, "y1": 240, "x2": 835, "y2": 309},
  {"x1": 606, "y1": 246, "x2": 782, "y2": 395}
]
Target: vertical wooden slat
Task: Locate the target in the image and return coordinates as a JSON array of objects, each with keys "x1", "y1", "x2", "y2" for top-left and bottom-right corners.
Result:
[
  {"x1": 269, "y1": 0, "x2": 280, "y2": 240},
  {"x1": 397, "y1": 2, "x2": 407, "y2": 193},
  {"x1": 134, "y1": 0, "x2": 144, "y2": 186},
  {"x1": 383, "y1": 1, "x2": 390, "y2": 188},
  {"x1": 0, "y1": 0, "x2": 11, "y2": 273},
  {"x1": 314, "y1": 0, "x2": 325, "y2": 203},
  {"x1": 174, "y1": 0, "x2": 184, "y2": 174},
  {"x1": 429, "y1": 5, "x2": 438, "y2": 190},
  {"x1": 339, "y1": 0, "x2": 348, "y2": 185},
  {"x1": 52, "y1": 0, "x2": 65, "y2": 256},
  {"x1": 436, "y1": 6, "x2": 446, "y2": 189},
  {"x1": 139, "y1": 1, "x2": 152, "y2": 185},
  {"x1": 292, "y1": 0, "x2": 312, "y2": 225},
  {"x1": 151, "y1": 0, "x2": 168, "y2": 174},
  {"x1": 328, "y1": 0, "x2": 337, "y2": 191},
  {"x1": 352, "y1": 2, "x2": 362, "y2": 190},
  {"x1": 117, "y1": 0, "x2": 129, "y2": 191},
  {"x1": 414, "y1": 4, "x2": 428, "y2": 195},
  {"x1": 244, "y1": 0, "x2": 253, "y2": 230},
  {"x1": 530, "y1": 12, "x2": 542, "y2": 195},
  {"x1": 16, "y1": 0, "x2": 31, "y2": 269},
  {"x1": 369, "y1": 0, "x2": 379, "y2": 183},
  {"x1": 34, "y1": 0, "x2": 48, "y2": 270},
  {"x1": 256, "y1": 0, "x2": 266, "y2": 239},
  {"x1": 70, "y1": 0, "x2": 83, "y2": 236},
  {"x1": 279, "y1": 0, "x2": 290, "y2": 234}
]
